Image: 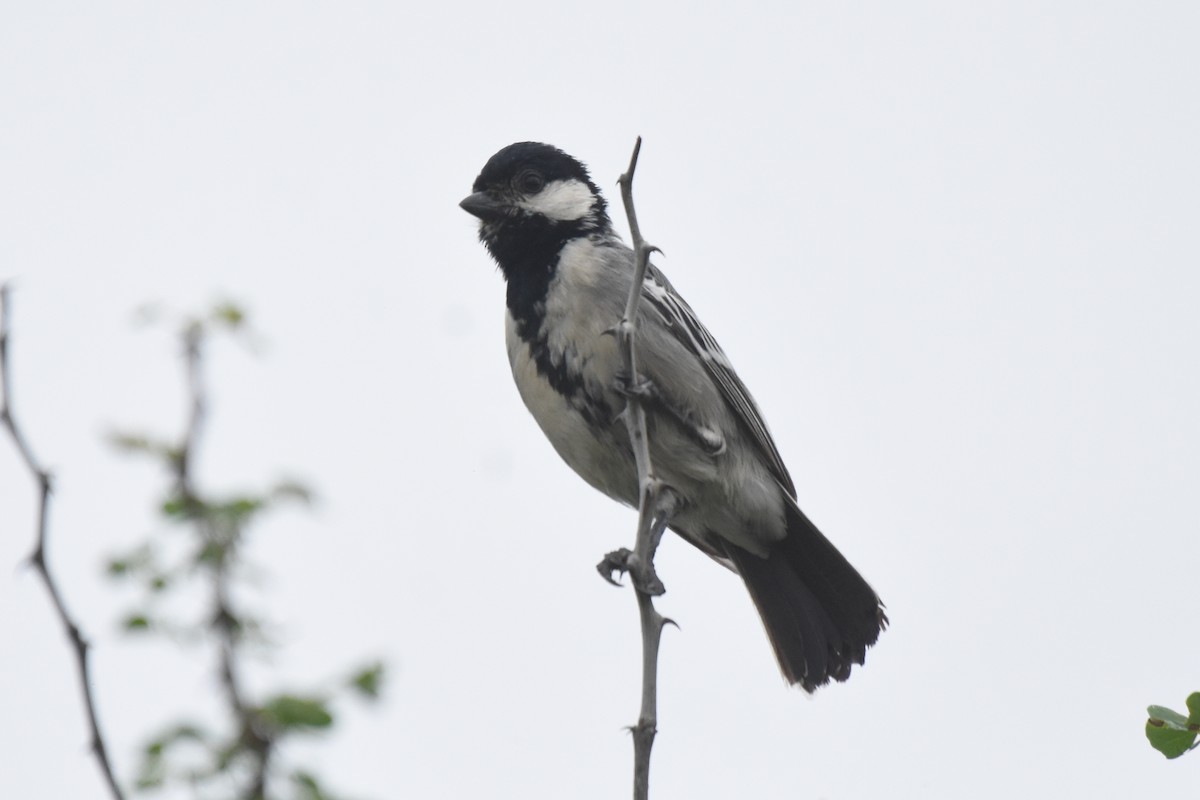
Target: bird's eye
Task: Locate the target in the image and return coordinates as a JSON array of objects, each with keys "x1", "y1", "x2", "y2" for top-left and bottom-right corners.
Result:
[{"x1": 516, "y1": 170, "x2": 545, "y2": 194}]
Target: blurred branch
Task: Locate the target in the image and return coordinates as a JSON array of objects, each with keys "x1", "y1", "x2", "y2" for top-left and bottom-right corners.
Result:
[
  {"x1": 110, "y1": 303, "x2": 384, "y2": 799},
  {"x1": 0, "y1": 284, "x2": 127, "y2": 800},
  {"x1": 173, "y1": 320, "x2": 275, "y2": 799}
]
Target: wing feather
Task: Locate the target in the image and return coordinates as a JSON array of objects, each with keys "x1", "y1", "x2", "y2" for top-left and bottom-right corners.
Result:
[{"x1": 642, "y1": 265, "x2": 797, "y2": 498}]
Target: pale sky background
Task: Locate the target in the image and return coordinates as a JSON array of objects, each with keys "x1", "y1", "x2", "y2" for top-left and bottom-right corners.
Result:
[{"x1": 3, "y1": 2, "x2": 1199, "y2": 798}]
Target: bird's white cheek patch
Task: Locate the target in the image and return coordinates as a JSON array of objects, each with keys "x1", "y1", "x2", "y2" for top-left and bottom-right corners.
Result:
[{"x1": 520, "y1": 179, "x2": 595, "y2": 221}]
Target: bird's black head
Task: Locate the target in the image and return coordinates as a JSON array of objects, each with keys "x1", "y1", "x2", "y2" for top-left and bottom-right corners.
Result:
[{"x1": 460, "y1": 142, "x2": 611, "y2": 280}]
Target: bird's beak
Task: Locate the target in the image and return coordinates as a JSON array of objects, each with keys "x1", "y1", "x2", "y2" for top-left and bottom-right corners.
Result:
[{"x1": 459, "y1": 192, "x2": 507, "y2": 221}]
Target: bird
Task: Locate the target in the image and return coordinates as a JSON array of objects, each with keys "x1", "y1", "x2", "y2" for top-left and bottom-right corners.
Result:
[{"x1": 460, "y1": 141, "x2": 886, "y2": 691}]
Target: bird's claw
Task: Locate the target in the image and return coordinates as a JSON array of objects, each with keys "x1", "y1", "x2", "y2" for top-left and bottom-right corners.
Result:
[
  {"x1": 595, "y1": 547, "x2": 666, "y2": 596},
  {"x1": 597, "y1": 548, "x2": 633, "y2": 586}
]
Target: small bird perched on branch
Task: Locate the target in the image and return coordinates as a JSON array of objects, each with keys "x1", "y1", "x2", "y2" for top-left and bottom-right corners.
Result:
[{"x1": 460, "y1": 142, "x2": 886, "y2": 691}]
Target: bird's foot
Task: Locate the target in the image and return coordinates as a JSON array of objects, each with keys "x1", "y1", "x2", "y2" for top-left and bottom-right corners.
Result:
[{"x1": 595, "y1": 548, "x2": 666, "y2": 596}]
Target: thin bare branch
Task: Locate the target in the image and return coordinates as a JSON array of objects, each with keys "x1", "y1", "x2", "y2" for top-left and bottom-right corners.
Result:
[
  {"x1": 0, "y1": 284, "x2": 127, "y2": 800},
  {"x1": 614, "y1": 137, "x2": 668, "y2": 593},
  {"x1": 611, "y1": 137, "x2": 674, "y2": 800}
]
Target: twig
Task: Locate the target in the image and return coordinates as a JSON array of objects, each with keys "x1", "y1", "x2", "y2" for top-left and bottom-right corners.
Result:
[
  {"x1": 613, "y1": 137, "x2": 675, "y2": 800},
  {"x1": 0, "y1": 284, "x2": 127, "y2": 800}
]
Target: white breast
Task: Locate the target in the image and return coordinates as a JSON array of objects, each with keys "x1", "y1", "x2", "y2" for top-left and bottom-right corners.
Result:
[{"x1": 505, "y1": 309, "x2": 637, "y2": 506}]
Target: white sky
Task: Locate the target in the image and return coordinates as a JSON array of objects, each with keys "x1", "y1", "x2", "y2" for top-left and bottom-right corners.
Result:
[{"x1": 2, "y1": 2, "x2": 1199, "y2": 798}]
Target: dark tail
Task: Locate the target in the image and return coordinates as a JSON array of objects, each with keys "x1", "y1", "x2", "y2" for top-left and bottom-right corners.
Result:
[{"x1": 722, "y1": 501, "x2": 886, "y2": 692}]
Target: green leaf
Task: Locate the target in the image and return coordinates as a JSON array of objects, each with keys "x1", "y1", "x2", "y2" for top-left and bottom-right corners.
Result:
[
  {"x1": 292, "y1": 770, "x2": 333, "y2": 800},
  {"x1": 195, "y1": 540, "x2": 228, "y2": 566},
  {"x1": 108, "y1": 432, "x2": 155, "y2": 453},
  {"x1": 161, "y1": 495, "x2": 196, "y2": 518},
  {"x1": 135, "y1": 760, "x2": 165, "y2": 791},
  {"x1": 149, "y1": 723, "x2": 207, "y2": 751},
  {"x1": 1147, "y1": 720, "x2": 1198, "y2": 759},
  {"x1": 123, "y1": 613, "x2": 152, "y2": 632},
  {"x1": 105, "y1": 544, "x2": 158, "y2": 580},
  {"x1": 260, "y1": 695, "x2": 334, "y2": 732},
  {"x1": 137, "y1": 723, "x2": 209, "y2": 789},
  {"x1": 1147, "y1": 703, "x2": 1200, "y2": 759},
  {"x1": 271, "y1": 479, "x2": 314, "y2": 505},
  {"x1": 211, "y1": 302, "x2": 246, "y2": 329},
  {"x1": 348, "y1": 662, "x2": 385, "y2": 700},
  {"x1": 1186, "y1": 693, "x2": 1200, "y2": 725},
  {"x1": 107, "y1": 431, "x2": 176, "y2": 461},
  {"x1": 1149, "y1": 705, "x2": 1189, "y2": 728},
  {"x1": 213, "y1": 737, "x2": 241, "y2": 772},
  {"x1": 217, "y1": 496, "x2": 264, "y2": 521}
]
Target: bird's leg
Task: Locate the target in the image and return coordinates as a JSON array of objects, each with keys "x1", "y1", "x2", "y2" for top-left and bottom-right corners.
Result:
[
  {"x1": 597, "y1": 483, "x2": 679, "y2": 595},
  {"x1": 643, "y1": 485, "x2": 675, "y2": 560}
]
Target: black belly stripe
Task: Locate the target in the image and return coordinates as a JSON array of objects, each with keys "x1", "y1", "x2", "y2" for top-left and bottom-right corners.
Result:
[{"x1": 524, "y1": 332, "x2": 613, "y2": 429}]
